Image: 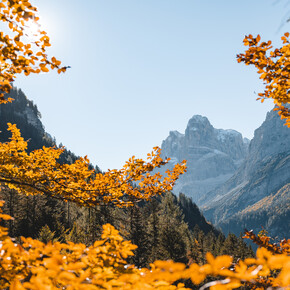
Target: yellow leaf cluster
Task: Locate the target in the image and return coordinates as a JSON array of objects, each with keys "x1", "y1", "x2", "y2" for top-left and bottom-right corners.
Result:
[
  {"x1": 244, "y1": 230, "x2": 290, "y2": 255},
  {"x1": 0, "y1": 0, "x2": 66, "y2": 103},
  {"x1": 237, "y1": 33, "x2": 290, "y2": 127},
  {"x1": 0, "y1": 203, "x2": 289, "y2": 289},
  {"x1": 0, "y1": 123, "x2": 187, "y2": 207}
]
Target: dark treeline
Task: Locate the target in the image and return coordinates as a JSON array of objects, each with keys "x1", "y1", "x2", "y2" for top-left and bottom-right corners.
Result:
[{"x1": 0, "y1": 188, "x2": 254, "y2": 269}]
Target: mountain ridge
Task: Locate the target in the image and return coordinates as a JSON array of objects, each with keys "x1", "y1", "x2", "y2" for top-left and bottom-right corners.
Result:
[{"x1": 161, "y1": 109, "x2": 290, "y2": 237}]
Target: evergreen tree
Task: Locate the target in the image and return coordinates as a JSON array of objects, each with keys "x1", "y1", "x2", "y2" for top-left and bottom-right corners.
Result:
[
  {"x1": 158, "y1": 193, "x2": 191, "y2": 263},
  {"x1": 37, "y1": 225, "x2": 57, "y2": 243},
  {"x1": 178, "y1": 193, "x2": 218, "y2": 235},
  {"x1": 128, "y1": 205, "x2": 150, "y2": 267},
  {"x1": 145, "y1": 198, "x2": 163, "y2": 263}
]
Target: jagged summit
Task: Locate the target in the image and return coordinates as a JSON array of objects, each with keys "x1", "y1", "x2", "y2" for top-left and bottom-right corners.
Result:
[
  {"x1": 160, "y1": 115, "x2": 248, "y2": 204},
  {"x1": 168, "y1": 130, "x2": 184, "y2": 138},
  {"x1": 216, "y1": 129, "x2": 242, "y2": 141},
  {"x1": 187, "y1": 115, "x2": 211, "y2": 127},
  {"x1": 189, "y1": 114, "x2": 209, "y2": 121}
]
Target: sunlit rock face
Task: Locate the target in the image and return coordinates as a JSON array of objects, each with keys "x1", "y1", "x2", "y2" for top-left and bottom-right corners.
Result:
[
  {"x1": 160, "y1": 115, "x2": 248, "y2": 204},
  {"x1": 202, "y1": 109, "x2": 290, "y2": 238}
]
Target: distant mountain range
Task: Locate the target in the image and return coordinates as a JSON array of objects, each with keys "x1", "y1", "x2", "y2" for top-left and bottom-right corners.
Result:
[{"x1": 161, "y1": 110, "x2": 290, "y2": 238}]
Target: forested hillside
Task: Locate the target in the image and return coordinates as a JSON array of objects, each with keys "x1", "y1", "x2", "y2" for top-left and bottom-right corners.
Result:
[{"x1": 218, "y1": 183, "x2": 290, "y2": 238}]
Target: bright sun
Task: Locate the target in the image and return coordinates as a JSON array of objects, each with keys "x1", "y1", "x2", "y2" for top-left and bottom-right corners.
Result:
[{"x1": 23, "y1": 20, "x2": 41, "y2": 40}]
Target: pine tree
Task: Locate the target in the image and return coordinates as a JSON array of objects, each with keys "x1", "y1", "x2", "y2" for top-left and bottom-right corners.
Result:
[
  {"x1": 127, "y1": 205, "x2": 150, "y2": 267},
  {"x1": 145, "y1": 198, "x2": 162, "y2": 263},
  {"x1": 37, "y1": 225, "x2": 57, "y2": 243},
  {"x1": 158, "y1": 193, "x2": 191, "y2": 263}
]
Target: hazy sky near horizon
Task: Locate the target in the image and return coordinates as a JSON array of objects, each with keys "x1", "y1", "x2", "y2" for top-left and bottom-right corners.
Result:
[{"x1": 14, "y1": 0, "x2": 289, "y2": 170}]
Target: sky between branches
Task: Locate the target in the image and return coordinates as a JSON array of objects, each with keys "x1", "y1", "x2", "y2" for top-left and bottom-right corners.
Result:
[{"x1": 13, "y1": 0, "x2": 289, "y2": 170}]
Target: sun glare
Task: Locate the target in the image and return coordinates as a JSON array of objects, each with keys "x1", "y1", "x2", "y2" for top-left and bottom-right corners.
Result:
[{"x1": 23, "y1": 19, "x2": 41, "y2": 41}]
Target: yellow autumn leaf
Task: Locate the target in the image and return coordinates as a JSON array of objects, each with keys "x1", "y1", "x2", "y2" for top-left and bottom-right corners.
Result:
[{"x1": 40, "y1": 66, "x2": 49, "y2": 72}]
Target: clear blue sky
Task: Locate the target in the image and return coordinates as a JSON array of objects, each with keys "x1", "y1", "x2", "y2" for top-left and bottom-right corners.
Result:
[{"x1": 14, "y1": 0, "x2": 289, "y2": 170}]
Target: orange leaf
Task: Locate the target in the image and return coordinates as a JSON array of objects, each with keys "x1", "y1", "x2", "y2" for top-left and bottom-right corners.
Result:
[{"x1": 41, "y1": 66, "x2": 49, "y2": 72}]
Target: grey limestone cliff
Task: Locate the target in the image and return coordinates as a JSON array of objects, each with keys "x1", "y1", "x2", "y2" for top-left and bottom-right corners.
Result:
[
  {"x1": 160, "y1": 115, "x2": 248, "y2": 204},
  {"x1": 202, "y1": 109, "x2": 290, "y2": 237}
]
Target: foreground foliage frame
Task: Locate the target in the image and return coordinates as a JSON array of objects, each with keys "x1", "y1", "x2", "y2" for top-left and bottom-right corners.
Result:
[
  {"x1": 0, "y1": 202, "x2": 289, "y2": 289},
  {"x1": 0, "y1": 1, "x2": 289, "y2": 289}
]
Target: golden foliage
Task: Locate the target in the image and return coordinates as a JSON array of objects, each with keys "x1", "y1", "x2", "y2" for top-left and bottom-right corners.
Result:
[
  {"x1": 237, "y1": 33, "x2": 290, "y2": 127},
  {"x1": 0, "y1": 2, "x2": 289, "y2": 289},
  {"x1": 0, "y1": 123, "x2": 186, "y2": 207},
  {"x1": 0, "y1": 0, "x2": 66, "y2": 103},
  {"x1": 0, "y1": 204, "x2": 289, "y2": 289},
  {"x1": 244, "y1": 229, "x2": 290, "y2": 255}
]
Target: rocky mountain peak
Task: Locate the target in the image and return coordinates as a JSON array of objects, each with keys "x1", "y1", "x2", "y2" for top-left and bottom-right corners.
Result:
[
  {"x1": 185, "y1": 115, "x2": 215, "y2": 147},
  {"x1": 187, "y1": 115, "x2": 212, "y2": 128},
  {"x1": 161, "y1": 131, "x2": 184, "y2": 162},
  {"x1": 168, "y1": 130, "x2": 184, "y2": 139},
  {"x1": 160, "y1": 115, "x2": 247, "y2": 203}
]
